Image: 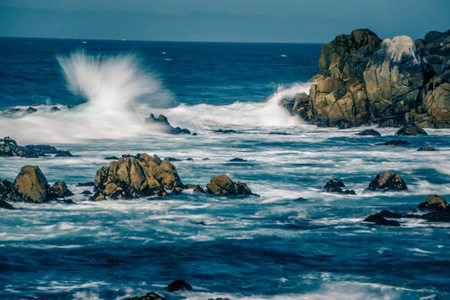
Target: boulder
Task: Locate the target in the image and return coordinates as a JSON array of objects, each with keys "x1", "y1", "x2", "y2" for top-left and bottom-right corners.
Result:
[
  {"x1": 364, "y1": 211, "x2": 401, "y2": 227},
  {"x1": 418, "y1": 195, "x2": 448, "y2": 212},
  {"x1": 145, "y1": 114, "x2": 192, "y2": 135},
  {"x1": 0, "y1": 137, "x2": 72, "y2": 157},
  {"x1": 395, "y1": 125, "x2": 428, "y2": 135},
  {"x1": 166, "y1": 280, "x2": 193, "y2": 292},
  {"x1": 184, "y1": 184, "x2": 205, "y2": 193},
  {"x1": 206, "y1": 174, "x2": 253, "y2": 196},
  {"x1": 323, "y1": 178, "x2": 356, "y2": 194},
  {"x1": 48, "y1": 181, "x2": 73, "y2": 199},
  {"x1": 92, "y1": 154, "x2": 184, "y2": 200},
  {"x1": 356, "y1": 129, "x2": 381, "y2": 136},
  {"x1": 229, "y1": 157, "x2": 247, "y2": 162},
  {"x1": 367, "y1": 172, "x2": 407, "y2": 191},
  {"x1": 0, "y1": 199, "x2": 14, "y2": 209},
  {"x1": 13, "y1": 165, "x2": 49, "y2": 203},
  {"x1": 125, "y1": 292, "x2": 166, "y2": 300}
]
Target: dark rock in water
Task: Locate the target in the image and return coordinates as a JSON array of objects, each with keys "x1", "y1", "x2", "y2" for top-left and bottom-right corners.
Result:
[
  {"x1": 48, "y1": 181, "x2": 73, "y2": 199},
  {"x1": 13, "y1": 165, "x2": 49, "y2": 203},
  {"x1": 25, "y1": 145, "x2": 73, "y2": 157},
  {"x1": 186, "y1": 158, "x2": 193, "y2": 161},
  {"x1": 50, "y1": 106, "x2": 60, "y2": 112},
  {"x1": 166, "y1": 280, "x2": 193, "y2": 292},
  {"x1": 379, "y1": 140, "x2": 410, "y2": 146},
  {"x1": 229, "y1": 157, "x2": 247, "y2": 162},
  {"x1": 26, "y1": 106, "x2": 37, "y2": 113},
  {"x1": 356, "y1": 129, "x2": 381, "y2": 136},
  {"x1": 184, "y1": 184, "x2": 205, "y2": 193},
  {"x1": 421, "y1": 212, "x2": 450, "y2": 222},
  {"x1": 269, "y1": 131, "x2": 288, "y2": 135},
  {"x1": 368, "y1": 172, "x2": 407, "y2": 191},
  {"x1": 81, "y1": 190, "x2": 92, "y2": 195},
  {"x1": 168, "y1": 157, "x2": 181, "y2": 162},
  {"x1": 0, "y1": 137, "x2": 72, "y2": 158},
  {"x1": 55, "y1": 199, "x2": 76, "y2": 205},
  {"x1": 93, "y1": 153, "x2": 184, "y2": 200},
  {"x1": 323, "y1": 178, "x2": 356, "y2": 194},
  {"x1": 202, "y1": 158, "x2": 209, "y2": 160},
  {"x1": 105, "y1": 156, "x2": 119, "y2": 160},
  {"x1": 122, "y1": 154, "x2": 135, "y2": 158},
  {"x1": 395, "y1": 125, "x2": 428, "y2": 136},
  {"x1": 145, "y1": 113, "x2": 193, "y2": 135},
  {"x1": 417, "y1": 146, "x2": 437, "y2": 151},
  {"x1": 0, "y1": 199, "x2": 14, "y2": 209},
  {"x1": 206, "y1": 174, "x2": 253, "y2": 196},
  {"x1": 213, "y1": 129, "x2": 237, "y2": 134},
  {"x1": 124, "y1": 292, "x2": 166, "y2": 300},
  {"x1": 418, "y1": 194, "x2": 448, "y2": 212},
  {"x1": 76, "y1": 182, "x2": 95, "y2": 186},
  {"x1": 364, "y1": 210, "x2": 402, "y2": 226}
]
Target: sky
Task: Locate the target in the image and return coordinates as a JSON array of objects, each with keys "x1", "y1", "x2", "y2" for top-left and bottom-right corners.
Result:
[{"x1": 0, "y1": 0, "x2": 449, "y2": 43}]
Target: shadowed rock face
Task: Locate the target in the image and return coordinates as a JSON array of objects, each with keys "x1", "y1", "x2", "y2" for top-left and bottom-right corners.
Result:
[
  {"x1": 367, "y1": 172, "x2": 407, "y2": 191},
  {"x1": 93, "y1": 154, "x2": 184, "y2": 200},
  {"x1": 284, "y1": 29, "x2": 450, "y2": 128},
  {"x1": 206, "y1": 174, "x2": 253, "y2": 196}
]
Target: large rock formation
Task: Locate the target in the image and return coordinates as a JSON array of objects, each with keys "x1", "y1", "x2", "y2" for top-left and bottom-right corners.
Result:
[
  {"x1": 0, "y1": 137, "x2": 72, "y2": 157},
  {"x1": 92, "y1": 154, "x2": 184, "y2": 200},
  {"x1": 284, "y1": 29, "x2": 450, "y2": 128}
]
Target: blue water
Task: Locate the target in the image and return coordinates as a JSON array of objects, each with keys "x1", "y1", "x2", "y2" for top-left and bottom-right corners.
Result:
[{"x1": 0, "y1": 37, "x2": 449, "y2": 300}]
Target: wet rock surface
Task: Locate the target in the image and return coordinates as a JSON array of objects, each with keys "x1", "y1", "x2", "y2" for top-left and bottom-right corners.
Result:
[
  {"x1": 124, "y1": 292, "x2": 166, "y2": 300},
  {"x1": 367, "y1": 172, "x2": 407, "y2": 191},
  {"x1": 356, "y1": 129, "x2": 381, "y2": 136},
  {"x1": 206, "y1": 174, "x2": 253, "y2": 196},
  {"x1": 0, "y1": 137, "x2": 72, "y2": 157},
  {"x1": 165, "y1": 280, "x2": 193, "y2": 292},
  {"x1": 323, "y1": 178, "x2": 356, "y2": 194}
]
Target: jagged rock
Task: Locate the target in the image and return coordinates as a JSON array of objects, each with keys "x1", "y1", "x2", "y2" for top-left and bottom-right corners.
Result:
[
  {"x1": 395, "y1": 125, "x2": 428, "y2": 135},
  {"x1": 0, "y1": 137, "x2": 72, "y2": 157},
  {"x1": 356, "y1": 129, "x2": 381, "y2": 136},
  {"x1": 48, "y1": 181, "x2": 73, "y2": 199},
  {"x1": 93, "y1": 154, "x2": 183, "y2": 200},
  {"x1": 213, "y1": 129, "x2": 237, "y2": 134},
  {"x1": 105, "y1": 156, "x2": 118, "y2": 160},
  {"x1": 145, "y1": 113, "x2": 192, "y2": 135},
  {"x1": 166, "y1": 280, "x2": 193, "y2": 292},
  {"x1": 367, "y1": 172, "x2": 407, "y2": 191},
  {"x1": 417, "y1": 145, "x2": 437, "y2": 151},
  {"x1": 229, "y1": 157, "x2": 247, "y2": 162},
  {"x1": 184, "y1": 184, "x2": 205, "y2": 193},
  {"x1": 206, "y1": 174, "x2": 253, "y2": 196},
  {"x1": 323, "y1": 178, "x2": 356, "y2": 194},
  {"x1": 125, "y1": 292, "x2": 166, "y2": 300},
  {"x1": 24, "y1": 145, "x2": 73, "y2": 157},
  {"x1": 12, "y1": 165, "x2": 49, "y2": 203},
  {"x1": 379, "y1": 140, "x2": 410, "y2": 146},
  {"x1": 364, "y1": 211, "x2": 401, "y2": 227},
  {"x1": 283, "y1": 29, "x2": 450, "y2": 128},
  {"x1": 0, "y1": 199, "x2": 14, "y2": 209},
  {"x1": 418, "y1": 195, "x2": 448, "y2": 212}
]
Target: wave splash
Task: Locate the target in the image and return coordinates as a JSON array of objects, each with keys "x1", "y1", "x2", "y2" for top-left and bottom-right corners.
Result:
[{"x1": 0, "y1": 51, "x2": 310, "y2": 143}]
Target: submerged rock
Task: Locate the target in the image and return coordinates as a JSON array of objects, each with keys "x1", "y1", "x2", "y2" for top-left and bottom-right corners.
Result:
[
  {"x1": 229, "y1": 157, "x2": 247, "y2": 162},
  {"x1": 379, "y1": 140, "x2": 410, "y2": 146},
  {"x1": 213, "y1": 129, "x2": 237, "y2": 134},
  {"x1": 93, "y1": 154, "x2": 184, "y2": 200},
  {"x1": 24, "y1": 144, "x2": 73, "y2": 157},
  {"x1": 395, "y1": 124, "x2": 428, "y2": 136},
  {"x1": 356, "y1": 129, "x2": 381, "y2": 136},
  {"x1": 145, "y1": 113, "x2": 193, "y2": 135},
  {"x1": 166, "y1": 280, "x2": 193, "y2": 292},
  {"x1": 364, "y1": 210, "x2": 401, "y2": 227},
  {"x1": 206, "y1": 174, "x2": 253, "y2": 196},
  {"x1": 367, "y1": 172, "x2": 407, "y2": 191},
  {"x1": 323, "y1": 178, "x2": 356, "y2": 194},
  {"x1": 417, "y1": 145, "x2": 437, "y2": 151},
  {"x1": 125, "y1": 292, "x2": 166, "y2": 300}
]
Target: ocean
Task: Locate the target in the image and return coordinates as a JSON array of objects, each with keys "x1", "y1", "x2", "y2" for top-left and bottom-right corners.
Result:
[{"x1": 0, "y1": 37, "x2": 449, "y2": 300}]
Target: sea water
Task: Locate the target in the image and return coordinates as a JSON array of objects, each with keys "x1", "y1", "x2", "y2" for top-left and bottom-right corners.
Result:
[{"x1": 0, "y1": 38, "x2": 449, "y2": 300}]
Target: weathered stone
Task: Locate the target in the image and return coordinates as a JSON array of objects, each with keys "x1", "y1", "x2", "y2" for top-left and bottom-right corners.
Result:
[
  {"x1": 206, "y1": 174, "x2": 253, "y2": 196},
  {"x1": 417, "y1": 145, "x2": 437, "y2": 151},
  {"x1": 166, "y1": 280, "x2": 193, "y2": 292},
  {"x1": 418, "y1": 194, "x2": 448, "y2": 212},
  {"x1": 0, "y1": 137, "x2": 72, "y2": 157},
  {"x1": 13, "y1": 165, "x2": 49, "y2": 203},
  {"x1": 367, "y1": 172, "x2": 407, "y2": 191},
  {"x1": 184, "y1": 184, "x2": 205, "y2": 193},
  {"x1": 48, "y1": 181, "x2": 73, "y2": 199},
  {"x1": 395, "y1": 125, "x2": 428, "y2": 135},
  {"x1": 93, "y1": 154, "x2": 183, "y2": 200},
  {"x1": 323, "y1": 178, "x2": 356, "y2": 194}
]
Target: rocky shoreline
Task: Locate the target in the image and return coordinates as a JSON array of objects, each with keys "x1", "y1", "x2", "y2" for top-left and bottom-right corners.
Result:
[{"x1": 282, "y1": 29, "x2": 450, "y2": 129}]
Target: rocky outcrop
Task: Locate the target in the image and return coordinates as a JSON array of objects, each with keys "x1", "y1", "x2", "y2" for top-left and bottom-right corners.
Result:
[
  {"x1": 206, "y1": 174, "x2": 253, "y2": 196},
  {"x1": 92, "y1": 154, "x2": 184, "y2": 200},
  {"x1": 283, "y1": 29, "x2": 450, "y2": 128},
  {"x1": 323, "y1": 178, "x2": 356, "y2": 194},
  {"x1": 0, "y1": 166, "x2": 72, "y2": 203},
  {"x1": 0, "y1": 137, "x2": 72, "y2": 157},
  {"x1": 395, "y1": 125, "x2": 428, "y2": 135},
  {"x1": 145, "y1": 114, "x2": 193, "y2": 135},
  {"x1": 364, "y1": 210, "x2": 401, "y2": 226},
  {"x1": 418, "y1": 194, "x2": 448, "y2": 212},
  {"x1": 367, "y1": 172, "x2": 407, "y2": 191},
  {"x1": 125, "y1": 292, "x2": 166, "y2": 300},
  {"x1": 165, "y1": 280, "x2": 193, "y2": 292}
]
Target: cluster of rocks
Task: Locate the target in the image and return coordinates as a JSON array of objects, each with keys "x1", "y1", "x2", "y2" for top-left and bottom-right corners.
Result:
[
  {"x1": 145, "y1": 114, "x2": 194, "y2": 135},
  {"x1": 364, "y1": 194, "x2": 450, "y2": 226},
  {"x1": 0, "y1": 137, "x2": 72, "y2": 157},
  {"x1": 0, "y1": 165, "x2": 72, "y2": 209},
  {"x1": 324, "y1": 172, "x2": 407, "y2": 195},
  {"x1": 283, "y1": 29, "x2": 450, "y2": 128}
]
